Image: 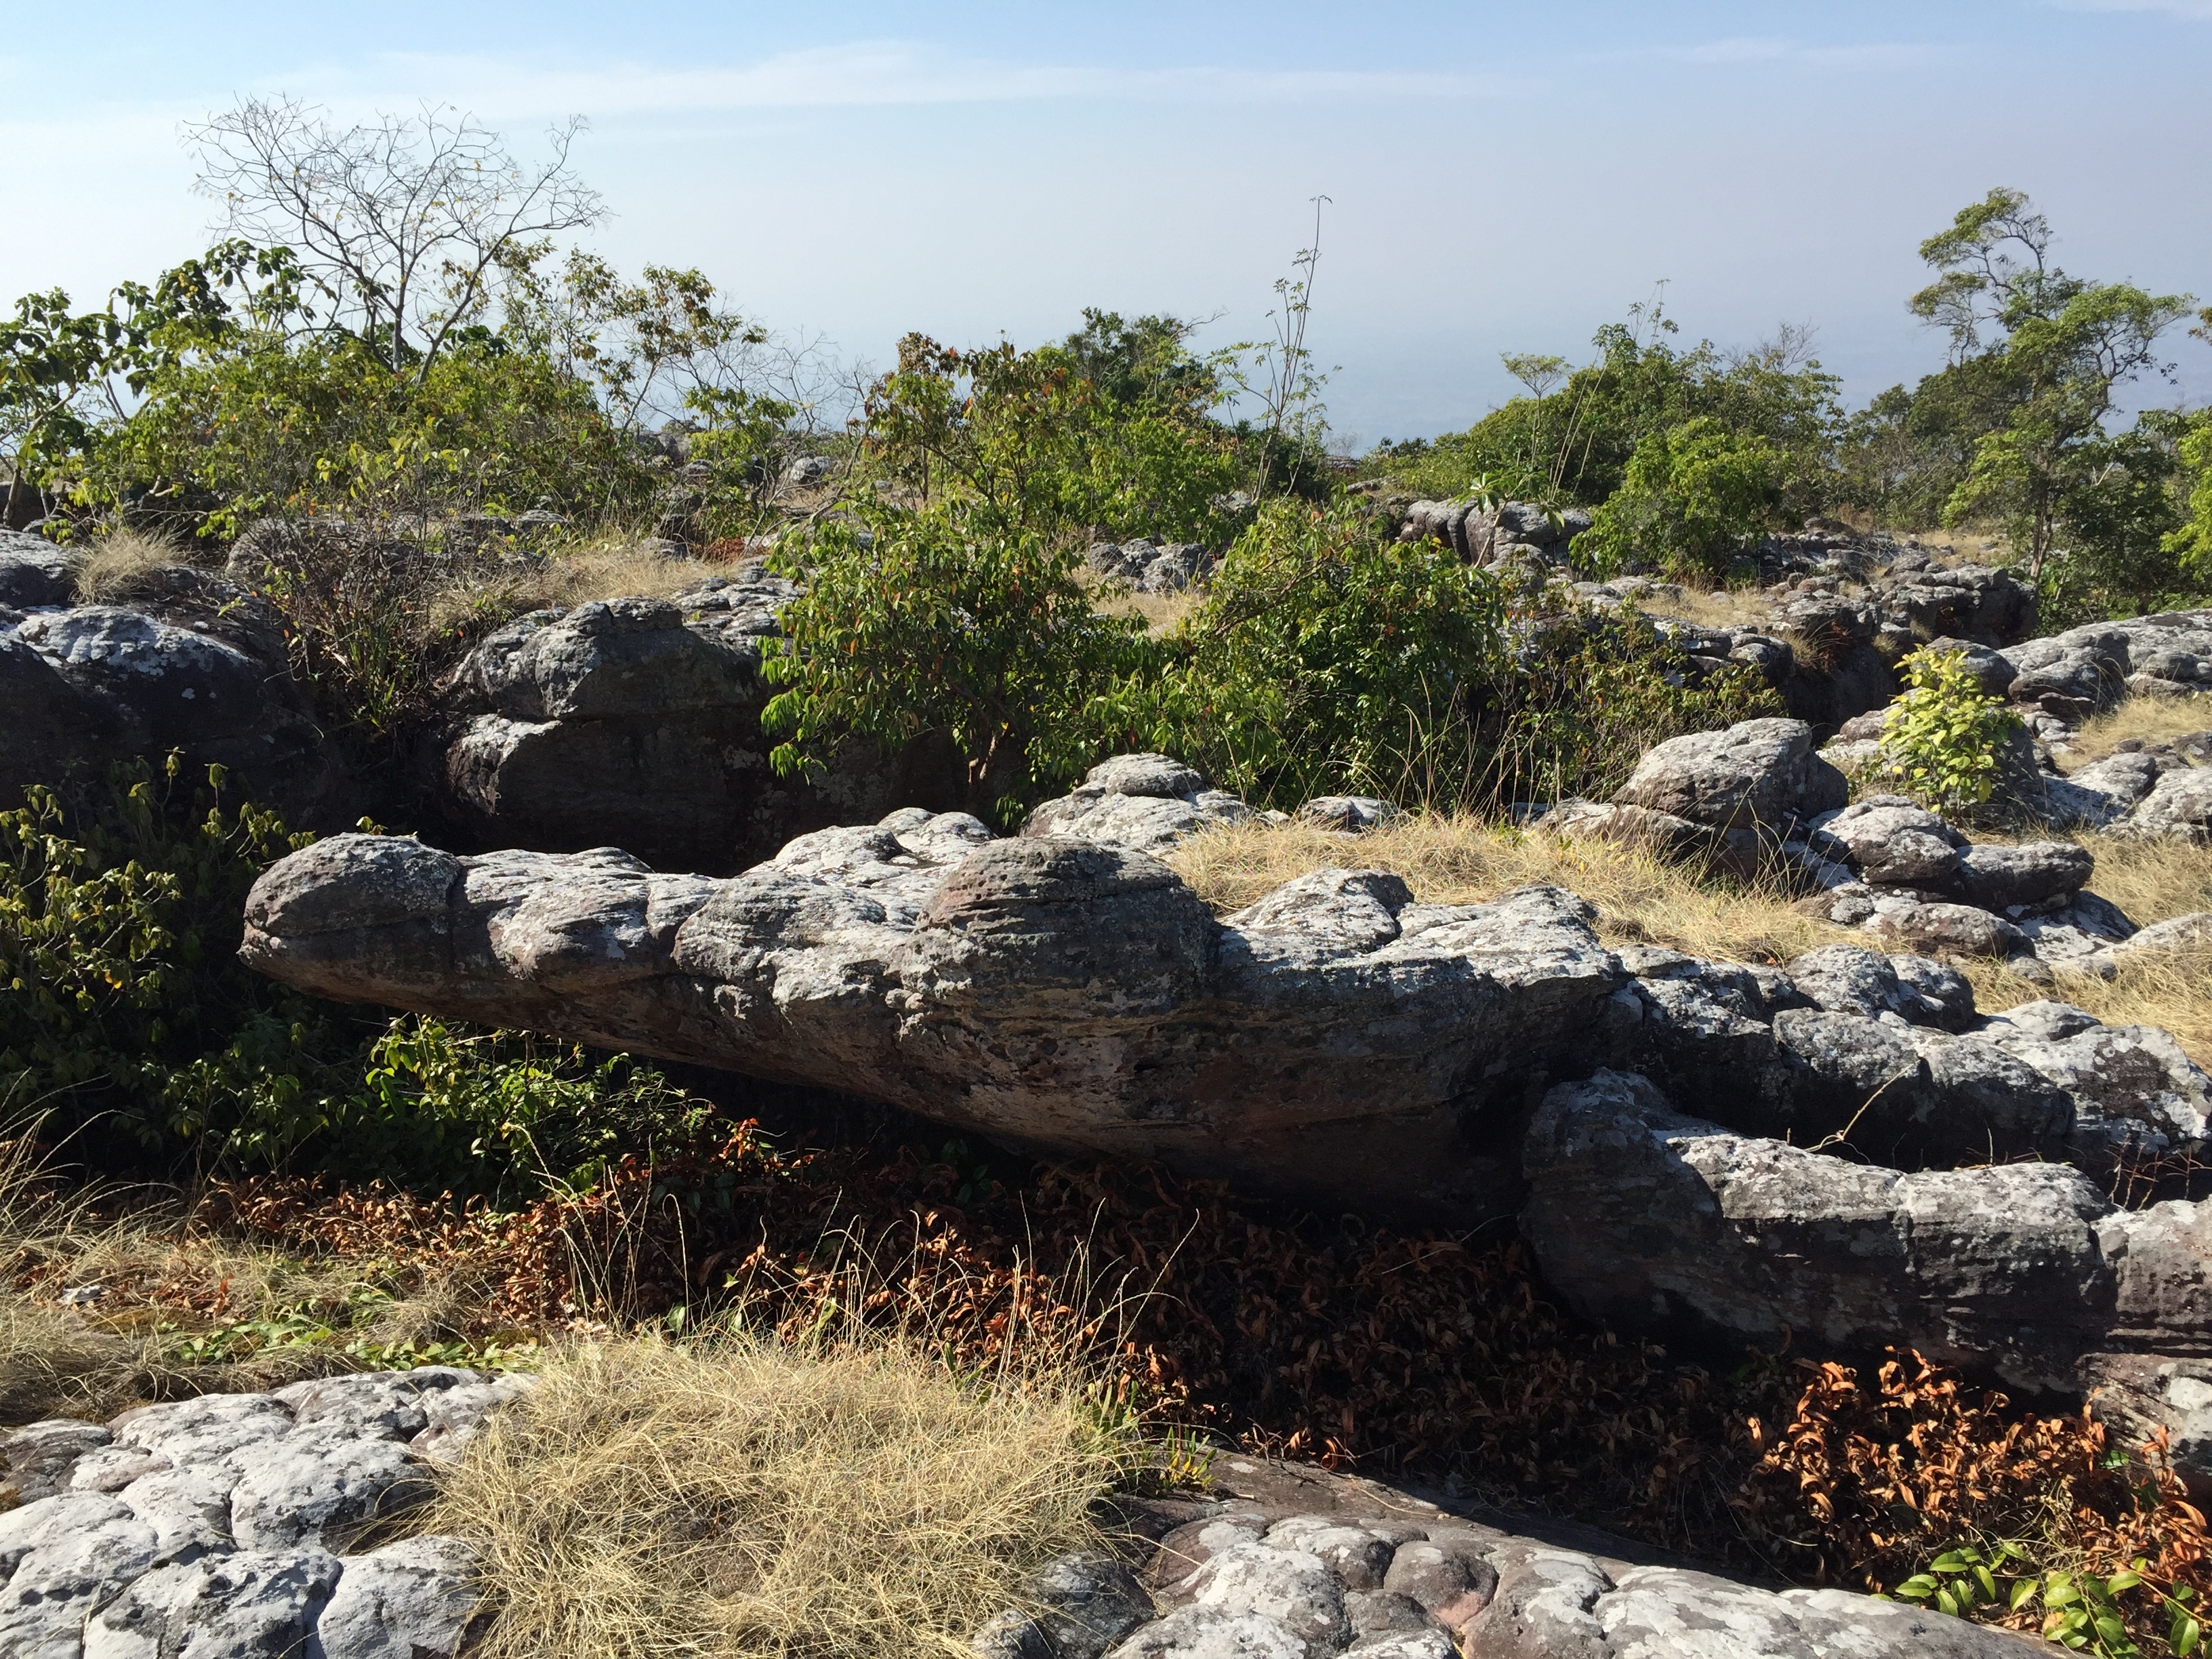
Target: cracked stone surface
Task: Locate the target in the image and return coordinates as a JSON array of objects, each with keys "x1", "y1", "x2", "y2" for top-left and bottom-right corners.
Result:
[{"x1": 0, "y1": 1370, "x2": 516, "y2": 1658}]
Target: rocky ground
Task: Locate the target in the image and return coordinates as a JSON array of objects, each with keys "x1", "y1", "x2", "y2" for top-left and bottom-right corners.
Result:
[{"x1": 5, "y1": 1375, "x2": 2045, "y2": 1659}]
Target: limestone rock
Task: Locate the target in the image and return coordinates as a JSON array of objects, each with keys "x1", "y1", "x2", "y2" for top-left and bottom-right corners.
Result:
[
  {"x1": 1610, "y1": 718, "x2": 1847, "y2": 831},
  {"x1": 1022, "y1": 755, "x2": 1255, "y2": 854}
]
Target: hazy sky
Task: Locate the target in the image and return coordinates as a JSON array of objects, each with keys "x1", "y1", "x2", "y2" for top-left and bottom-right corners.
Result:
[{"x1": 4, "y1": 1, "x2": 2207, "y2": 445}]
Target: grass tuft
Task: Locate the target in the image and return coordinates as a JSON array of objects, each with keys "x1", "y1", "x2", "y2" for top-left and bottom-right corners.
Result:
[
  {"x1": 73, "y1": 526, "x2": 200, "y2": 604},
  {"x1": 428, "y1": 1333, "x2": 1130, "y2": 1659}
]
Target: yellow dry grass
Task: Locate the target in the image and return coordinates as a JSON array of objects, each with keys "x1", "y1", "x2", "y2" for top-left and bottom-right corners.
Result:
[
  {"x1": 1094, "y1": 586, "x2": 1203, "y2": 637},
  {"x1": 1624, "y1": 584, "x2": 1776, "y2": 634},
  {"x1": 2059, "y1": 700, "x2": 2212, "y2": 773},
  {"x1": 427, "y1": 535, "x2": 711, "y2": 634},
  {"x1": 1169, "y1": 813, "x2": 1848, "y2": 964},
  {"x1": 427, "y1": 1334, "x2": 1130, "y2": 1659},
  {"x1": 1167, "y1": 815, "x2": 2212, "y2": 1063},
  {"x1": 0, "y1": 1124, "x2": 483, "y2": 1425},
  {"x1": 72, "y1": 526, "x2": 201, "y2": 603}
]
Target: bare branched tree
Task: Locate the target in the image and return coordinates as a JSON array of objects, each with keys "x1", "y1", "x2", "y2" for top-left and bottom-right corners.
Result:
[{"x1": 186, "y1": 97, "x2": 604, "y2": 384}]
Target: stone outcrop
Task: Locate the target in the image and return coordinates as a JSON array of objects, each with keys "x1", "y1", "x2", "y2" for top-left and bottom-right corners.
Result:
[
  {"x1": 241, "y1": 777, "x2": 2210, "y2": 1221},
  {"x1": 1609, "y1": 718, "x2": 1847, "y2": 831},
  {"x1": 425, "y1": 569, "x2": 962, "y2": 873},
  {"x1": 0, "y1": 1369, "x2": 524, "y2": 1659},
  {"x1": 1021, "y1": 754, "x2": 1261, "y2": 854},
  {"x1": 0, "y1": 548, "x2": 352, "y2": 826},
  {"x1": 1087, "y1": 537, "x2": 1218, "y2": 594},
  {"x1": 1521, "y1": 1071, "x2": 2212, "y2": 1422},
  {"x1": 8, "y1": 1387, "x2": 2039, "y2": 1659},
  {"x1": 240, "y1": 826, "x2": 1633, "y2": 1221}
]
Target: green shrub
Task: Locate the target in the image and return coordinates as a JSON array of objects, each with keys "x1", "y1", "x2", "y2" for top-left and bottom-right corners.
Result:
[
  {"x1": 0, "y1": 758, "x2": 709, "y2": 1193},
  {"x1": 861, "y1": 329, "x2": 1241, "y2": 545},
  {"x1": 0, "y1": 756, "x2": 369, "y2": 1164},
  {"x1": 762, "y1": 504, "x2": 1149, "y2": 822},
  {"x1": 1877, "y1": 647, "x2": 2025, "y2": 817},
  {"x1": 333, "y1": 1017, "x2": 712, "y2": 1200},
  {"x1": 1578, "y1": 416, "x2": 1787, "y2": 581},
  {"x1": 1111, "y1": 500, "x2": 1780, "y2": 813}
]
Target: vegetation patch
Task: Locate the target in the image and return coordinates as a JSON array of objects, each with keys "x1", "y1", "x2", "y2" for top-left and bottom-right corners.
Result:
[{"x1": 427, "y1": 1334, "x2": 1128, "y2": 1659}]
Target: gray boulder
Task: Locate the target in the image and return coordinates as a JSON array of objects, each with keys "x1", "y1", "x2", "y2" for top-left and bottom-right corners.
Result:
[
  {"x1": 1021, "y1": 754, "x2": 1255, "y2": 855},
  {"x1": 1954, "y1": 840, "x2": 2095, "y2": 912},
  {"x1": 1807, "y1": 796, "x2": 1964, "y2": 886},
  {"x1": 432, "y1": 572, "x2": 960, "y2": 874},
  {"x1": 0, "y1": 571, "x2": 351, "y2": 825},
  {"x1": 2116, "y1": 769, "x2": 2212, "y2": 844},
  {"x1": 241, "y1": 827, "x2": 1628, "y2": 1221},
  {"x1": 0, "y1": 529, "x2": 79, "y2": 607},
  {"x1": 1521, "y1": 1069, "x2": 2120, "y2": 1394},
  {"x1": 1610, "y1": 718, "x2": 1847, "y2": 832}
]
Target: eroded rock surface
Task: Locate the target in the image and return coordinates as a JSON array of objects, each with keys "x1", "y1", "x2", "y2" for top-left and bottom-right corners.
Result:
[{"x1": 0, "y1": 1369, "x2": 518, "y2": 1659}]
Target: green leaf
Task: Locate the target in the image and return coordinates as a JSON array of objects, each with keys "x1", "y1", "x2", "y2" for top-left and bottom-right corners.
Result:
[
  {"x1": 1898, "y1": 1575, "x2": 1940, "y2": 1599},
  {"x1": 2011, "y1": 1578, "x2": 2038, "y2": 1612},
  {"x1": 2174, "y1": 1613, "x2": 2201, "y2": 1655},
  {"x1": 1930, "y1": 1551, "x2": 1972, "y2": 1573}
]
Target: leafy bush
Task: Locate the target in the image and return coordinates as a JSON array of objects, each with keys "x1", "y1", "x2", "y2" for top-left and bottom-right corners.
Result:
[
  {"x1": 860, "y1": 327, "x2": 1241, "y2": 545},
  {"x1": 1112, "y1": 500, "x2": 1779, "y2": 812},
  {"x1": 1877, "y1": 647, "x2": 2024, "y2": 817},
  {"x1": 0, "y1": 756, "x2": 367, "y2": 1164},
  {"x1": 762, "y1": 504, "x2": 1149, "y2": 821},
  {"x1": 1578, "y1": 416, "x2": 1787, "y2": 581}
]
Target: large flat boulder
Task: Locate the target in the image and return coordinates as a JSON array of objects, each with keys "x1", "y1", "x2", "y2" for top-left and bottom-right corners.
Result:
[
  {"x1": 1610, "y1": 718, "x2": 1847, "y2": 832},
  {"x1": 241, "y1": 827, "x2": 1626, "y2": 1221}
]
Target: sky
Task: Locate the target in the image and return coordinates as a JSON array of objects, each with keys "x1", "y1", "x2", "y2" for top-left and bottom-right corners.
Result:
[{"x1": 2, "y1": 1, "x2": 2207, "y2": 446}]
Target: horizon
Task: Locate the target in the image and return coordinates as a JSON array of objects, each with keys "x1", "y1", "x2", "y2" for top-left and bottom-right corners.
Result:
[{"x1": 5, "y1": 0, "x2": 2209, "y2": 446}]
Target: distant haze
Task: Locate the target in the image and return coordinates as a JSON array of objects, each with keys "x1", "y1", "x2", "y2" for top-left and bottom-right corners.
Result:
[{"x1": 5, "y1": 0, "x2": 2207, "y2": 445}]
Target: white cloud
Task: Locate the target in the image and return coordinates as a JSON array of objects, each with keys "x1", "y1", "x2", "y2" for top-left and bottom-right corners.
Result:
[
  {"x1": 254, "y1": 41, "x2": 1518, "y2": 123},
  {"x1": 1643, "y1": 36, "x2": 1951, "y2": 68},
  {"x1": 2050, "y1": 0, "x2": 2212, "y2": 17}
]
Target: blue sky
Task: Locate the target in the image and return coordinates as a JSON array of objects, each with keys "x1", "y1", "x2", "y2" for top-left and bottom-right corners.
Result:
[{"x1": 4, "y1": 1, "x2": 2207, "y2": 443}]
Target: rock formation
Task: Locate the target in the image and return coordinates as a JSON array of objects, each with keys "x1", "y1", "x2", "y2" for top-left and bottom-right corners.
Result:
[
  {"x1": 5, "y1": 1386, "x2": 2045, "y2": 1659},
  {"x1": 0, "y1": 541, "x2": 352, "y2": 826}
]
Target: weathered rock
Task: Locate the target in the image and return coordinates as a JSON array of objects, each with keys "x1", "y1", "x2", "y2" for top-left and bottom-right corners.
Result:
[
  {"x1": 1610, "y1": 718, "x2": 1847, "y2": 831},
  {"x1": 0, "y1": 1493, "x2": 159, "y2": 1656},
  {"x1": 0, "y1": 529, "x2": 80, "y2": 606},
  {"x1": 1955, "y1": 840, "x2": 2095, "y2": 912},
  {"x1": 1807, "y1": 796, "x2": 1964, "y2": 886},
  {"x1": 430, "y1": 573, "x2": 960, "y2": 873},
  {"x1": 1782, "y1": 945, "x2": 1973, "y2": 1029},
  {"x1": 2071, "y1": 750, "x2": 2170, "y2": 811},
  {"x1": 1021, "y1": 755, "x2": 1256, "y2": 855},
  {"x1": 1295, "y1": 796, "x2": 1400, "y2": 835},
  {"x1": 316, "y1": 1536, "x2": 480, "y2": 1659},
  {"x1": 1520, "y1": 1069, "x2": 2119, "y2": 1393},
  {"x1": 1532, "y1": 800, "x2": 1734, "y2": 869},
  {"x1": 0, "y1": 573, "x2": 352, "y2": 825},
  {"x1": 243, "y1": 827, "x2": 1629, "y2": 1220},
  {"x1": 1973, "y1": 1000, "x2": 2212, "y2": 1163},
  {"x1": 2116, "y1": 768, "x2": 2212, "y2": 844},
  {"x1": 0, "y1": 1419, "x2": 112, "y2": 1506},
  {"x1": 85, "y1": 1547, "x2": 344, "y2": 1659}
]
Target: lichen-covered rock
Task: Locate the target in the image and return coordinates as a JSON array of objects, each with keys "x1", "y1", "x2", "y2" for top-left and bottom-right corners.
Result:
[
  {"x1": 1610, "y1": 718, "x2": 1847, "y2": 831},
  {"x1": 1956, "y1": 840, "x2": 2095, "y2": 912},
  {"x1": 1809, "y1": 796, "x2": 1965, "y2": 886},
  {"x1": 2116, "y1": 769, "x2": 2212, "y2": 844},
  {"x1": 1021, "y1": 754, "x2": 1256, "y2": 855},
  {"x1": 0, "y1": 571, "x2": 352, "y2": 826}
]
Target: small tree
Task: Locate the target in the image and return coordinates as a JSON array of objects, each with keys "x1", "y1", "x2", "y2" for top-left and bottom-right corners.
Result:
[
  {"x1": 760, "y1": 504, "x2": 1147, "y2": 820},
  {"x1": 1578, "y1": 415, "x2": 1786, "y2": 580},
  {"x1": 186, "y1": 98, "x2": 604, "y2": 385},
  {"x1": 1913, "y1": 188, "x2": 2194, "y2": 587},
  {"x1": 1878, "y1": 647, "x2": 2024, "y2": 818}
]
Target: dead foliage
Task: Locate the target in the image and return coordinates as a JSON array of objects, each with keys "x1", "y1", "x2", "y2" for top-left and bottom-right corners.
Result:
[{"x1": 1742, "y1": 1350, "x2": 2211, "y2": 1643}]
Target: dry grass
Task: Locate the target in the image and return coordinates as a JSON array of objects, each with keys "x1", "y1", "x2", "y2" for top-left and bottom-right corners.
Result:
[
  {"x1": 1168, "y1": 813, "x2": 1847, "y2": 966},
  {"x1": 0, "y1": 1124, "x2": 497, "y2": 1425},
  {"x1": 427, "y1": 1333, "x2": 1129, "y2": 1659},
  {"x1": 1624, "y1": 583, "x2": 1778, "y2": 633},
  {"x1": 1169, "y1": 815, "x2": 2212, "y2": 1063},
  {"x1": 1092, "y1": 586, "x2": 1203, "y2": 637},
  {"x1": 427, "y1": 534, "x2": 712, "y2": 634},
  {"x1": 2059, "y1": 698, "x2": 2212, "y2": 772},
  {"x1": 72, "y1": 526, "x2": 202, "y2": 604}
]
